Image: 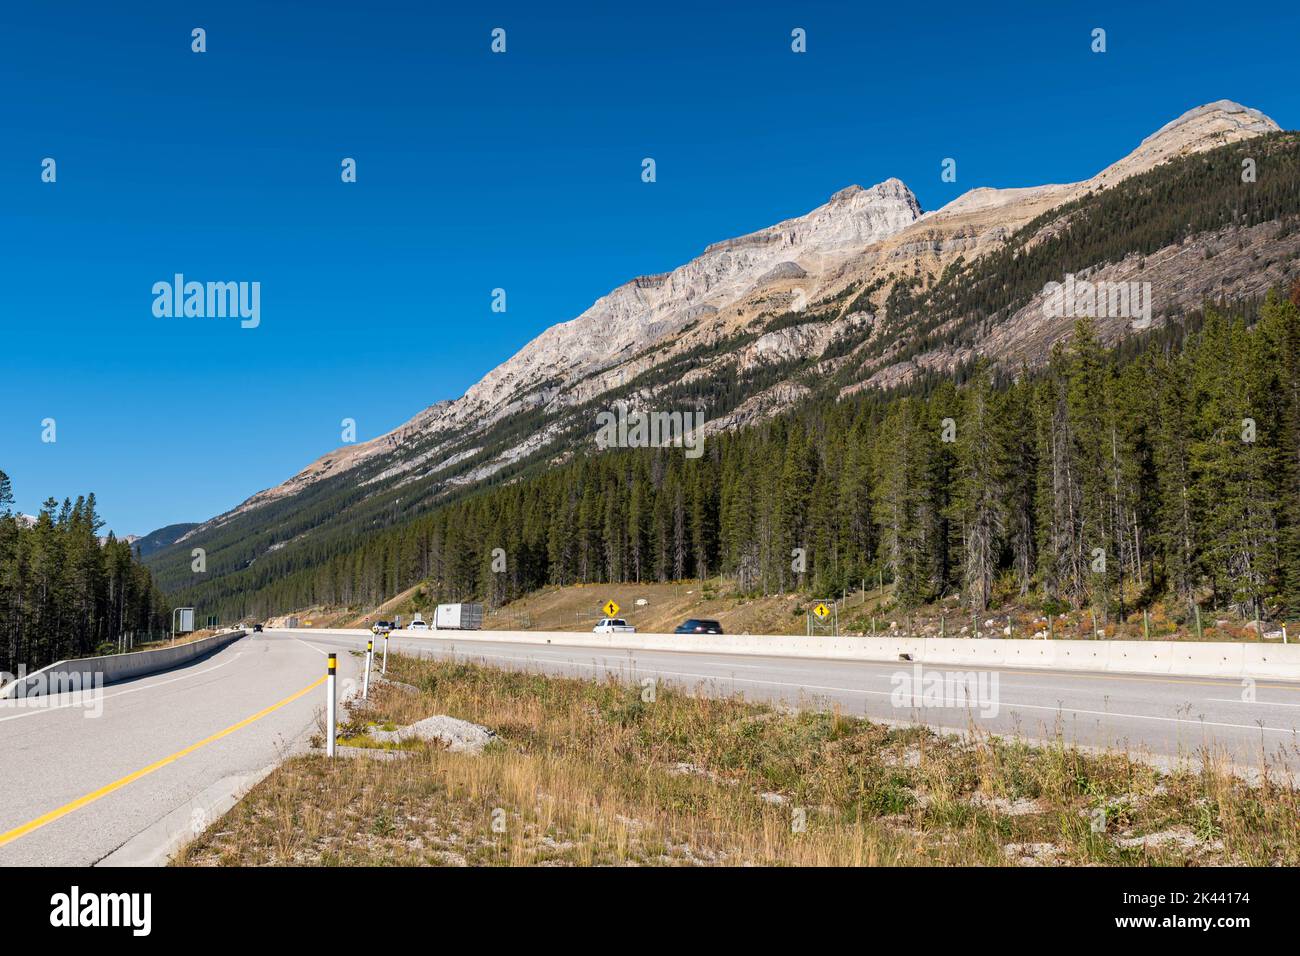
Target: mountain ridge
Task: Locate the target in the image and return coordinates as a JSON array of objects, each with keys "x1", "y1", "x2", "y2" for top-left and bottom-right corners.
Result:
[{"x1": 175, "y1": 99, "x2": 1284, "y2": 553}]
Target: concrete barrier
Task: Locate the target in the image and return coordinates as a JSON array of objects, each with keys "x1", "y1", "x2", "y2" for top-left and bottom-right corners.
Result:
[
  {"x1": 0, "y1": 629, "x2": 247, "y2": 700},
  {"x1": 269, "y1": 627, "x2": 1300, "y2": 683}
]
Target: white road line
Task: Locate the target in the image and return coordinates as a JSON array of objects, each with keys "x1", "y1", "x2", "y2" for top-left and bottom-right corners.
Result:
[
  {"x1": 1207, "y1": 697, "x2": 1300, "y2": 708},
  {"x1": 0, "y1": 650, "x2": 246, "y2": 724}
]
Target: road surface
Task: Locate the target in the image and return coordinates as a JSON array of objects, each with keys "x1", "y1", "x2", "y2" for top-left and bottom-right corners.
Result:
[
  {"x1": 0, "y1": 631, "x2": 357, "y2": 867},
  {"x1": 3, "y1": 627, "x2": 1299, "y2": 866}
]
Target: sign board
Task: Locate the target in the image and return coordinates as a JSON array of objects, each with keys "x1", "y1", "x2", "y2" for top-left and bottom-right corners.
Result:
[
  {"x1": 178, "y1": 608, "x2": 195, "y2": 633},
  {"x1": 602, "y1": 600, "x2": 620, "y2": 617},
  {"x1": 813, "y1": 603, "x2": 831, "y2": 620}
]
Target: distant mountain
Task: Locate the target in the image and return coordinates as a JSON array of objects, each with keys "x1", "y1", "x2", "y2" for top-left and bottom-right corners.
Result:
[
  {"x1": 147, "y1": 100, "x2": 1296, "y2": 614},
  {"x1": 134, "y1": 522, "x2": 199, "y2": 557},
  {"x1": 195, "y1": 101, "x2": 1280, "y2": 521}
]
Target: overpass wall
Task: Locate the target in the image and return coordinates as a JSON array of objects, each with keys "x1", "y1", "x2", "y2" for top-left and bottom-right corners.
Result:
[{"x1": 0, "y1": 629, "x2": 247, "y2": 700}]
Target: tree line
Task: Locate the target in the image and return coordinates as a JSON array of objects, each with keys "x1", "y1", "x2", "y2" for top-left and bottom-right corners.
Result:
[
  {"x1": 0, "y1": 475, "x2": 169, "y2": 675},
  {"x1": 192, "y1": 290, "x2": 1300, "y2": 628}
]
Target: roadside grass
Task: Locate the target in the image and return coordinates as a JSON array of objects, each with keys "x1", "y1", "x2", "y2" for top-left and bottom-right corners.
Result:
[{"x1": 175, "y1": 654, "x2": 1300, "y2": 867}]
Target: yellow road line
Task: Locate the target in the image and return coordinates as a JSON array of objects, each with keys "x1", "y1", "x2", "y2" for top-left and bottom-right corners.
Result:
[{"x1": 0, "y1": 675, "x2": 325, "y2": 850}]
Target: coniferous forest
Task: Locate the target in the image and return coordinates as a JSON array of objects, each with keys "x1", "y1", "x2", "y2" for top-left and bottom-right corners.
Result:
[
  {"x1": 181, "y1": 290, "x2": 1300, "y2": 630},
  {"x1": 0, "y1": 476, "x2": 169, "y2": 675}
]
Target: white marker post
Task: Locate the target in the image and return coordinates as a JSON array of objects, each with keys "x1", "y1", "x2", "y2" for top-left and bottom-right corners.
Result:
[
  {"x1": 382, "y1": 629, "x2": 390, "y2": 675},
  {"x1": 326, "y1": 653, "x2": 337, "y2": 758},
  {"x1": 363, "y1": 639, "x2": 373, "y2": 700}
]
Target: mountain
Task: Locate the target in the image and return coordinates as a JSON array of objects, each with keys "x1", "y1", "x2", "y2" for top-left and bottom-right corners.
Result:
[
  {"x1": 203, "y1": 177, "x2": 925, "y2": 524},
  {"x1": 134, "y1": 522, "x2": 199, "y2": 557},
  {"x1": 206, "y1": 100, "x2": 1279, "y2": 516},
  {"x1": 147, "y1": 100, "x2": 1297, "y2": 614}
]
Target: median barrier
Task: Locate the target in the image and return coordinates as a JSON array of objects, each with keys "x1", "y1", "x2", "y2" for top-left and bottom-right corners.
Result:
[
  {"x1": 0, "y1": 629, "x2": 247, "y2": 700},
  {"x1": 267, "y1": 627, "x2": 1300, "y2": 683},
  {"x1": 1166, "y1": 641, "x2": 1246, "y2": 679},
  {"x1": 1240, "y1": 644, "x2": 1300, "y2": 681},
  {"x1": 1106, "y1": 641, "x2": 1174, "y2": 676}
]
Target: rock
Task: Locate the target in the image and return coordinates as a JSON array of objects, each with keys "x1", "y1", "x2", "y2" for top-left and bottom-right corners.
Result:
[
  {"x1": 757, "y1": 261, "x2": 808, "y2": 283},
  {"x1": 369, "y1": 715, "x2": 497, "y2": 754}
]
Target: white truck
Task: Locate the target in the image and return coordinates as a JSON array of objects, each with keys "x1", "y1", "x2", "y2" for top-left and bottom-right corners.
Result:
[
  {"x1": 434, "y1": 603, "x2": 484, "y2": 631},
  {"x1": 593, "y1": 618, "x2": 636, "y2": 634}
]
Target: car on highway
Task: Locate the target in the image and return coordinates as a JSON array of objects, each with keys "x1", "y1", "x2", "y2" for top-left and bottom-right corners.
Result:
[
  {"x1": 593, "y1": 618, "x2": 636, "y2": 634},
  {"x1": 252, "y1": 623, "x2": 264, "y2": 633},
  {"x1": 371, "y1": 620, "x2": 393, "y2": 634},
  {"x1": 409, "y1": 619, "x2": 429, "y2": 630},
  {"x1": 674, "y1": 618, "x2": 723, "y2": 635}
]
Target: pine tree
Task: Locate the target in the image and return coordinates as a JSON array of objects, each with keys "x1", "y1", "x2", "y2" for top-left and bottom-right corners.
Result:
[{"x1": 952, "y1": 366, "x2": 1004, "y2": 612}]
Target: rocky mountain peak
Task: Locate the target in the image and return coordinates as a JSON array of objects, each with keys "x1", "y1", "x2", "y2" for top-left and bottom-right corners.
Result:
[{"x1": 204, "y1": 100, "x2": 1284, "y2": 532}]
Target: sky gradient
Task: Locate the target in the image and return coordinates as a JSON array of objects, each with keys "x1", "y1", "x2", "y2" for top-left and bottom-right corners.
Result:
[{"x1": 2, "y1": 0, "x2": 1298, "y2": 535}]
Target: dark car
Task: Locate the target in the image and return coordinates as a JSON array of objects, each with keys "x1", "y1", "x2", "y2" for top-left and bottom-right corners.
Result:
[
  {"x1": 252, "y1": 623, "x2": 264, "y2": 633},
  {"x1": 674, "y1": 619, "x2": 723, "y2": 635}
]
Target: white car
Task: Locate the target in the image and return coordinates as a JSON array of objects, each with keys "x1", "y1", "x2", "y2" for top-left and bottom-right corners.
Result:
[
  {"x1": 409, "y1": 620, "x2": 429, "y2": 631},
  {"x1": 593, "y1": 618, "x2": 636, "y2": 634}
]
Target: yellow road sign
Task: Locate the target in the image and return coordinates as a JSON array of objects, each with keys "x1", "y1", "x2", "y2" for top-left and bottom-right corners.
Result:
[
  {"x1": 813, "y1": 603, "x2": 831, "y2": 620},
  {"x1": 602, "y1": 600, "x2": 620, "y2": 617}
]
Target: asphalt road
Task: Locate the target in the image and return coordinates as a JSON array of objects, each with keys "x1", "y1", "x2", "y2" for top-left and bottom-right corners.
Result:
[
  {"x1": 294, "y1": 629, "x2": 1300, "y2": 775},
  {"x1": 4, "y1": 627, "x2": 1299, "y2": 866},
  {"x1": 0, "y1": 631, "x2": 357, "y2": 867}
]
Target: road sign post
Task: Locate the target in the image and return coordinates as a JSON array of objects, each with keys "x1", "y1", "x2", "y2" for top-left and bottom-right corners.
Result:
[
  {"x1": 382, "y1": 629, "x2": 389, "y2": 675},
  {"x1": 326, "y1": 653, "x2": 337, "y2": 758},
  {"x1": 602, "y1": 600, "x2": 620, "y2": 618},
  {"x1": 363, "y1": 639, "x2": 374, "y2": 700}
]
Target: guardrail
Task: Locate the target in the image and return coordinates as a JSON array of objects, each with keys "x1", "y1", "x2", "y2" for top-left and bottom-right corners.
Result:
[
  {"x1": 0, "y1": 629, "x2": 248, "y2": 700},
  {"x1": 267, "y1": 627, "x2": 1300, "y2": 682}
]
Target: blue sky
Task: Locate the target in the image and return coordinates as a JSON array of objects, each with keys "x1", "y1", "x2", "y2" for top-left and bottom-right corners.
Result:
[{"x1": 2, "y1": 0, "x2": 1297, "y2": 535}]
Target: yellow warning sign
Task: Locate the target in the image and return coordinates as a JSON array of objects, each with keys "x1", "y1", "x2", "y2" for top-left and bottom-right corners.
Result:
[
  {"x1": 813, "y1": 603, "x2": 831, "y2": 620},
  {"x1": 602, "y1": 600, "x2": 620, "y2": 617}
]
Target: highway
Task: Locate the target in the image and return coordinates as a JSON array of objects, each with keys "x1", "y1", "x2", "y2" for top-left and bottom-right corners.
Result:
[
  {"x1": 0, "y1": 631, "x2": 357, "y2": 867},
  {"x1": 3, "y1": 627, "x2": 1299, "y2": 866},
  {"x1": 295, "y1": 629, "x2": 1300, "y2": 775}
]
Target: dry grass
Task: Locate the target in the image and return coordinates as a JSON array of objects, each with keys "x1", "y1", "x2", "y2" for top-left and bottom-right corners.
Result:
[
  {"x1": 478, "y1": 579, "x2": 820, "y2": 635},
  {"x1": 270, "y1": 576, "x2": 1293, "y2": 644},
  {"x1": 175, "y1": 654, "x2": 1300, "y2": 867}
]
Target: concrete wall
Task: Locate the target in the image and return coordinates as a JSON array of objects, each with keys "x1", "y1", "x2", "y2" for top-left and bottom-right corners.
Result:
[
  {"x1": 276, "y1": 626, "x2": 1300, "y2": 682},
  {"x1": 0, "y1": 629, "x2": 247, "y2": 700}
]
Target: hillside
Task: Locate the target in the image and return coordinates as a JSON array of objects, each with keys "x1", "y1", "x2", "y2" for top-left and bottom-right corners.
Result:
[
  {"x1": 145, "y1": 102, "x2": 1300, "y2": 626},
  {"x1": 133, "y1": 522, "x2": 199, "y2": 557}
]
